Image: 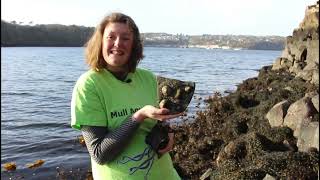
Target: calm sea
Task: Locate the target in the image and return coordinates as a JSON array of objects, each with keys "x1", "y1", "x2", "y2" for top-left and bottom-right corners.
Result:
[{"x1": 1, "y1": 47, "x2": 281, "y2": 179}]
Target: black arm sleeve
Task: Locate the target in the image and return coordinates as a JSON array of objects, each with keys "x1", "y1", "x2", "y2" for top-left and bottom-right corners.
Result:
[{"x1": 81, "y1": 116, "x2": 140, "y2": 165}]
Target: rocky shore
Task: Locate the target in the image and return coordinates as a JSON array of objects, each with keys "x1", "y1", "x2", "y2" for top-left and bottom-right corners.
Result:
[{"x1": 171, "y1": 1, "x2": 319, "y2": 179}]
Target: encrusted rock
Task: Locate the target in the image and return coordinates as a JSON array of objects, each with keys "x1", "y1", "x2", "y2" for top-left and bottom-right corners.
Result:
[
  {"x1": 312, "y1": 124, "x2": 319, "y2": 150},
  {"x1": 283, "y1": 97, "x2": 317, "y2": 133},
  {"x1": 294, "y1": 117, "x2": 314, "y2": 138},
  {"x1": 159, "y1": 99, "x2": 168, "y2": 109},
  {"x1": 296, "y1": 121, "x2": 319, "y2": 152},
  {"x1": 311, "y1": 94, "x2": 319, "y2": 112},
  {"x1": 271, "y1": 1, "x2": 319, "y2": 85},
  {"x1": 184, "y1": 86, "x2": 191, "y2": 92},
  {"x1": 303, "y1": 61, "x2": 318, "y2": 71},
  {"x1": 157, "y1": 76, "x2": 195, "y2": 114},
  {"x1": 161, "y1": 85, "x2": 171, "y2": 97},
  {"x1": 289, "y1": 61, "x2": 303, "y2": 74},
  {"x1": 311, "y1": 69, "x2": 319, "y2": 85},
  {"x1": 271, "y1": 57, "x2": 283, "y2": 70},
  {"x1": 266, "y1": 100, "x2": 290, "y2": 127},
  {"x1": 296, "y1": 70, "x2": 313, "y2": 81},
  {"x1": 299, "y1": 3, "x2": 319, "y2": 29},
  {"x1": 263, "y1": 174, "x2": 276, "y2": 180},
  {"x1": 174, "y1": 89, "x2": 181, "y2": 99},
  {"x1": 199, "y1": 168, "x2": 212, "y2": 180}
]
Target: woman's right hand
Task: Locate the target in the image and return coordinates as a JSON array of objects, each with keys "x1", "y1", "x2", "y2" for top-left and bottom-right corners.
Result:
[{"x1": 132, "y1": 105, "x2": 183, "y2": 123}]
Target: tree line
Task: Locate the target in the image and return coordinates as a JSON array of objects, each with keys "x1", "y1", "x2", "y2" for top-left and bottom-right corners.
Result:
[{"x1": 1, "y1": 20, "x2": 94, "y2": 46}]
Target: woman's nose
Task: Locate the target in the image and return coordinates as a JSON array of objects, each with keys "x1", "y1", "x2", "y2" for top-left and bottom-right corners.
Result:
[{"x1": 114, "y1": 37, "x2": 121, "y2": 47}]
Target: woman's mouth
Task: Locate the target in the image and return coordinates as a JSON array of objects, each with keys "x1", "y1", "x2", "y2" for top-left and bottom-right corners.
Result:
[{"x1": 110, "y1": 50, "x2": 124, "y2": 55}]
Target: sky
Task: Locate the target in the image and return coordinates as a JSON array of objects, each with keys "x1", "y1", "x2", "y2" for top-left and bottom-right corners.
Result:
[{"x1": 1, "y1": 0, "x2": 317, "y2": 36}]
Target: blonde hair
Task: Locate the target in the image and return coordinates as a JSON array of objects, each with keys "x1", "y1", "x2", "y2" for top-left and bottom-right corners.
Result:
[{"x1": 85, "y1": 12, "x2": 144, "y2": 72}]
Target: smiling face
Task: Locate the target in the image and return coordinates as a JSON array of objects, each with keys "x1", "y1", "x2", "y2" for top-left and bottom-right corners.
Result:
[{"x1": 102, "y1": 22, "x2": 134, "y2": 73}]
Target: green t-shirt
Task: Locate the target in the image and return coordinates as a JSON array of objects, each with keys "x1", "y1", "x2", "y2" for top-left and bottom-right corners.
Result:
[{"x1": 71, "y1": 68, "x2": 180, "y2": 180}]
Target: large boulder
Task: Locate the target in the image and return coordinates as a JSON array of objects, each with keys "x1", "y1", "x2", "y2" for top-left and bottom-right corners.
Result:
[
  {"x1": 266, "y1": 100, "x2": 290, "y2": 127},
  {"x1": 296, "y1": 121, "x2": 319, "y2": 151},
  {"x1": 283, "y1": 97, "x2": 317, "y2": 134}
]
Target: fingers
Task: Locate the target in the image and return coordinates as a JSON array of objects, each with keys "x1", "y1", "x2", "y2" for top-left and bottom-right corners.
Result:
[
  {"x1": 170, "y1": 112, "x2": 185, "y2": 118},
  {"x1": 133, "y1": 106, "x2": 168, "y2": 122},
  {"x1": 139, "y1": 105, "x2": 184, "y2": 121},
  {"x1": 154, "y1": 108, "x2": 169, "y2": 115},
  {"x1": 155, "y1": 114, "x2": 179, "y2": 121},
  {"x1": 159, "y1": 112, "x2": 184, "y2": 121}
]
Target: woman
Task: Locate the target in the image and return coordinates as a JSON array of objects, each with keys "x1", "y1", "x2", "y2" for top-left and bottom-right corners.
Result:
[{"x1": 71, "y1": 12, "x2": 181, "y2": 180}]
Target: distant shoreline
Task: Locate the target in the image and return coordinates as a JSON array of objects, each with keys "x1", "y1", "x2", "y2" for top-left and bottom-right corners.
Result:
[
  {"x1": 1, "y1": 45, "x2": 283, "y2": 51},
  {"x1": 1, "y1": 20, "x2": 285, "y2": 51}
]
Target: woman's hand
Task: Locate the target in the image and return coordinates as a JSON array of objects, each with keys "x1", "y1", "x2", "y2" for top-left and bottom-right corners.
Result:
[
  {"x1": 158, "y1": 133, "x2": 174, "y2": 155},
  {"x1": 132, "y1": 105, "x2": 183, "y2": 123}
]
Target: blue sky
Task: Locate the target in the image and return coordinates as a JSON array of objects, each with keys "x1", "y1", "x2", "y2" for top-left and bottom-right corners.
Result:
[{"x1": 1, "y1": 0, "x2": 316, "y2": 36}]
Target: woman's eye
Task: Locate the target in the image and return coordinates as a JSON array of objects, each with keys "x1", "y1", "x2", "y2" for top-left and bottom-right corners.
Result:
[
  {"x1": 122, "y1": 37, "x2": 130, "y2": 41},
  {"x1": 107, "y1": 36, "x2": 114, "y2": 40}
]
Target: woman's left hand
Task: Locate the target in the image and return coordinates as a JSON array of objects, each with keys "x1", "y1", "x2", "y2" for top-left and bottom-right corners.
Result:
[
  {"x1": 158, "y1": 133, "x2": 174, "y2": 155},
  {"x1": 133, "y1": 105, "x2": 183, "y2": 122}
]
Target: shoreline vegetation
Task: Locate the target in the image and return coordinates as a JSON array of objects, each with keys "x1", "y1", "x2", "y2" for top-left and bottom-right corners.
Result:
[{"x1": 1, "y1": 20, "x2": 285, "y2": 50}]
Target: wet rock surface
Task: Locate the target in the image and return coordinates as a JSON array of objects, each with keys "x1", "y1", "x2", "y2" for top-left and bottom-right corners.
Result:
[{"x1": 157, "y1": 76, "x2": 195, "y2": 114}]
